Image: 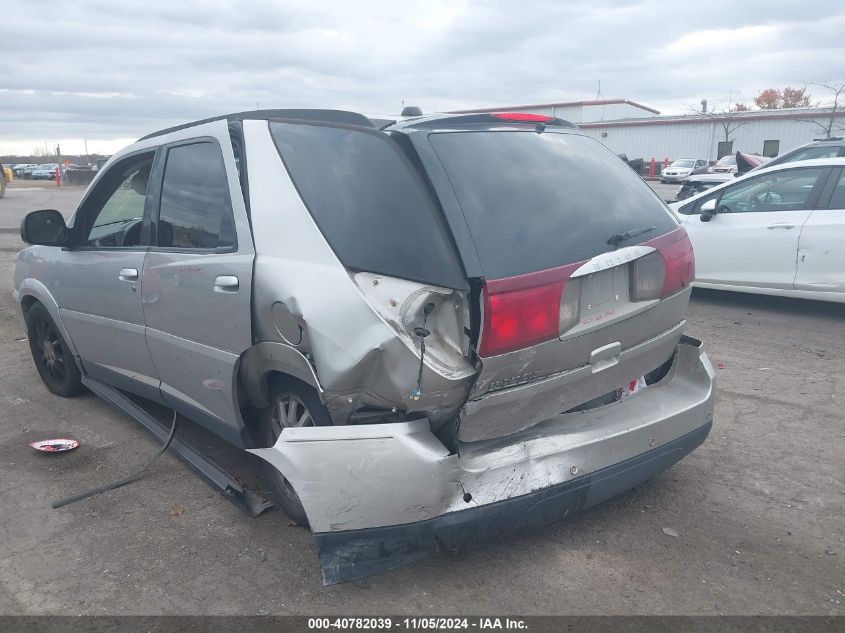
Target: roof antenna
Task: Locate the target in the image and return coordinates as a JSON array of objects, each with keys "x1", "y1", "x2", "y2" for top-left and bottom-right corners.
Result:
[{"x1": 595, "y1": 79, "x2": 603, "y2": 101}]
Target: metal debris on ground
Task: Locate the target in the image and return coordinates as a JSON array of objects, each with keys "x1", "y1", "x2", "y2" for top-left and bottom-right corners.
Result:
[{"x1": 30, "y1": 438, "x2": 79, "y2": 453}]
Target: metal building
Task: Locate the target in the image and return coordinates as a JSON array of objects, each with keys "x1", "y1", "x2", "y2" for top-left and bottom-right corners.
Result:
[
  {"x1": 450, "y1": 99, "x2": 845, "y2": 162},
  {"x1": 451, "y1": 99, "x2": 660, "y2": 126}
]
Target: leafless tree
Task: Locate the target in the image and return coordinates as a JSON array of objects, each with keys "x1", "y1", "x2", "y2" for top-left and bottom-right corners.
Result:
[
  {"x1": 687, "y1": 92, "x2": 749, "y2": 151},
  {"x1": 800, "y1": 80, "x2": 845, "y2": 137}
]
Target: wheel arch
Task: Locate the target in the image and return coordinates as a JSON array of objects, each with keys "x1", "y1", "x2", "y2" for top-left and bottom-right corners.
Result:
[
  {"x1": 17, "y1": 281, "x2": 81, "y2": 358},
  {"x1": 238, "y1": 341, "x2": 324, "y2": 412}
]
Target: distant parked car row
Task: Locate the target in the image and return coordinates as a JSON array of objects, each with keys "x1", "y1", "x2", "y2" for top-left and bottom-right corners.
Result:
[
  {"x1": 674, "y1": 137, "x2": 845, "y2": 201},
  {"x1": 11, "y1": 163, "x2": 60, "y2": 180}
]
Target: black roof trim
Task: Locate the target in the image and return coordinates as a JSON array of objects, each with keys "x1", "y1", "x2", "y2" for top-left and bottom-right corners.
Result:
[
  {"x1": 138, "y1": 109, "x2": 375, "y2": 141},
  {"x1": 403, "y1": 112, "x2": 576, "y2": 129}
]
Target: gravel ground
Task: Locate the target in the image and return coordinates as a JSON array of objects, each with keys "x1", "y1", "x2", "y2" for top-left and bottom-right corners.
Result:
[{"x1": 0, "y1": 186, "x2": 842, "y2": 615}]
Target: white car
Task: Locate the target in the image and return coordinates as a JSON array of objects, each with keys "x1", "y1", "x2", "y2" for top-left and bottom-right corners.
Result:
[
  {"x1": 669, "y1": 158, "x2": 845, "y2": 303},
  {"x1": 660, "y1": 158, "x2": 708, "y2": 183}
]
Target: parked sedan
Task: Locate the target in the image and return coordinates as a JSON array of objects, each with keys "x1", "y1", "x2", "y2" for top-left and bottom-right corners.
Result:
[
  {"x1": 660, "y1": 158, "x2": 708, "y2": 183},
  {"x1": 12, "y1": 163, "x2": 37, "y2": 177},
  {"x1": 669, "y1": 157, "x2": 845, "y2": 303},
  {"x1": 708, "y1": 155, "x2": 737, "y2": 173},
  {"x1": 30, "y1": 163, "x2": 59, "y2": 180}
]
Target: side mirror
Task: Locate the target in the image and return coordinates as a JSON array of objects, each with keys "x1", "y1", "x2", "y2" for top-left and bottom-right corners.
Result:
[
  {"x1": 20, "y1": 210, "x2": 70, "y2": 246},
  {"x1": 699, "y1": 198, "x2": 717, "y2": 222}
]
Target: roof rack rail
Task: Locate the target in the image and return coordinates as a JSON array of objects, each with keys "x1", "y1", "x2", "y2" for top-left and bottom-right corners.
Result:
[
  {"x1": 139, "y1": 109, "x2": 375, "y2": 141},
  {"x1": 813, "y1": 136, "x2": 844, "y2": 142}
]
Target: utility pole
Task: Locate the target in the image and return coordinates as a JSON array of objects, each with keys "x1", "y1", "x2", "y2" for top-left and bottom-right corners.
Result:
[{"x1": 56, "y1": 144, "x2": 63, "y2": 187}]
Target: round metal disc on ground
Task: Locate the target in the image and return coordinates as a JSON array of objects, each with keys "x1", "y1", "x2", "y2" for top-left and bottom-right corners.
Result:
[{"x1": 30, "y1": 438, "x2": 80, "y2": 453}]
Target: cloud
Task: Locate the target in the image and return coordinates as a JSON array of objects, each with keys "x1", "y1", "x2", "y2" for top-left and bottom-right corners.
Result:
[{"x1": 2, "y1": 0, "x2": 844, "y2": 154}]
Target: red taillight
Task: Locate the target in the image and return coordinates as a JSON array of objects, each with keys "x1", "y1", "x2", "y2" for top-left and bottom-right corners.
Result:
[
  {"x1": 491, "y1": 112, "x2": 554, "y2": 123},
  {"x1": 478, "y1": 261, "x2": 583, "y2": 357},
  {"x1": 480, "y1": 282, "x2": 563, "y2": 357},
  {"x1": 649, "y1": 229, "x2": 695, "y2": 298}
]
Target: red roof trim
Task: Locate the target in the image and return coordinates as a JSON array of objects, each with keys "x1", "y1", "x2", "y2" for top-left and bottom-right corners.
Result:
[{"x1": 449, "y1": 99, "x2": 660, "y2": 116}]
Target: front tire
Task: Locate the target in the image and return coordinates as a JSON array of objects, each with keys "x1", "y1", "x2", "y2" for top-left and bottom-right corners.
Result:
[
  {"x1": 25, "y1": 303, "x2": 83, "y2": 397},
  {"x1": 260, "y1": 376, "x2": 332, "y2": 526}
]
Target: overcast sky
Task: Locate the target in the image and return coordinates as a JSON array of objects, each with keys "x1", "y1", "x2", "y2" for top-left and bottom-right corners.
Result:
[{"x1": 3, "y1": 0, "x2": 844, "y2": 155}]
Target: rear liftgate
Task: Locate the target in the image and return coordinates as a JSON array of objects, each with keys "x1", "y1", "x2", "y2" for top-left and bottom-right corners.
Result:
[{"x1": 251, "y1": 336, "x2": 716, "y2": 585}]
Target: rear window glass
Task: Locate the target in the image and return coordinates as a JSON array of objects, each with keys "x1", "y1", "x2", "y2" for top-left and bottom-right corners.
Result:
[
  {"x1": 270, "y1": 122, "x2": 466, "y2": 289},
  {"x1": 428, "y1": 131, "x2": 678, "y2": 279}
]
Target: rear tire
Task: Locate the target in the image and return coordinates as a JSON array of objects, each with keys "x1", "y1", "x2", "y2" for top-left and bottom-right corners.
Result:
[
  {"x1": 260, "y1": 376, "x2": 332, "y2": 526},
  {"x1": 24, "y1": 303, "x2": 83, "y2": 397}
]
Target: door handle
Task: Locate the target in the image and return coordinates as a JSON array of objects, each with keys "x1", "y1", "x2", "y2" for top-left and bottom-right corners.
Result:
[
  {"x1": 213, "y1": 275, "x2": 239, "y2": 292},
  {"x1": 118, "y1": 268, "x2": 139, "y2": 281},
  {"x1": 766, "y1": 222, "x2": 795, "y2": 229}
]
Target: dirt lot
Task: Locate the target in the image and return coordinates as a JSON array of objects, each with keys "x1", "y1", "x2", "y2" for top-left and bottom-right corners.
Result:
[{"x1": 0, "y1": 186, "x2": 842, "y2": 615}]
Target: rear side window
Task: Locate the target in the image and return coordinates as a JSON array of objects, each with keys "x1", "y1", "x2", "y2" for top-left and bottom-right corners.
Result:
[
  {"x1": 428, "y1": 131, "x2": 678, "y2": 279},
  {"x1": 779, "y1": 145, "x2": 840, "y2": 163},
  {"x1": 157, "y1": 142, "x2": 235, "y2": 249},
  {"x1": 270, "y1": 122, "x2": 466, "y2": 289}
]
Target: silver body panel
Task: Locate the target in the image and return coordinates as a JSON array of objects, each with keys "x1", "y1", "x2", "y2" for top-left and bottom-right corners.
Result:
[
  {"x1": 142, "y1": 250, "x2": 253, "y2": 427},
  {"x1": 14, "y1": 112, "x2": 715, "y2": 573},
  {"x1": 251, "y1": 337, "x2": 714, "y2": 533},
  {"x1": 463, "y1": 267, "x2": 691, "y2": 441},
  {"x1": 242, "y1": 120, "x2": 475, "y2": 426},
  {"x1": 52, "y1": 249, "x2": 159, "y2": 388}
]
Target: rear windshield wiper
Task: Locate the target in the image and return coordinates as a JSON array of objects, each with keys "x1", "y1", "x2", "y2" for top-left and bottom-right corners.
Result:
[{"x1": 607, "y1": 225, "x2": 656, "y2": 246}]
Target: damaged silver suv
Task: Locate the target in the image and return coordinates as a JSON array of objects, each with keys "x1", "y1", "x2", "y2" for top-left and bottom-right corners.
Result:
[{"x1": 14, "y1": 109, "x2": 715, "y2": 584}]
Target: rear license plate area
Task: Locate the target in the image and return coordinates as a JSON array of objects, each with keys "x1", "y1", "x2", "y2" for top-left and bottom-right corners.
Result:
[{"x1": 580, "y1": 265, "x2": 630, "y2": 326}]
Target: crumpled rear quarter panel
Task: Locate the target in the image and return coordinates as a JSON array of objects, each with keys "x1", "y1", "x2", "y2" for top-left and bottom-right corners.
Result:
[{"x1": 243, "y1": 120, "x2": 474, "y2": 425}]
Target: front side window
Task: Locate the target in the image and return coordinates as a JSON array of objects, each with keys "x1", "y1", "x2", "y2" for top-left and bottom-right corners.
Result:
[
  {"x1": 717, "y1": 168, "x2": 825, "y2": 213},
  {"x1": 157, "y1": 141, "x2": 235, "y2": 249},
  {"x1": 678, "y1": 189, "x2": 720, "y2": 215},
  {"x1": 80, "y1": 152, "x2": 154, "y2": 248}
]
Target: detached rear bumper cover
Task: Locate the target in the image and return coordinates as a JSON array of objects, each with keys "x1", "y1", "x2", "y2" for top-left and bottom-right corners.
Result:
[{"x1": 250, "y1": 336, "x2": 715, "y2": 585}]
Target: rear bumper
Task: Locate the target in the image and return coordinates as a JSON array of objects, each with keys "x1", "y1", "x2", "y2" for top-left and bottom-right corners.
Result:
[
  {"x1": 316, "y1": 420, "x2": 711, "y2": 584},
  {"x1": 250, "y1": 335, "x2": 715, "y2": 584}
]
